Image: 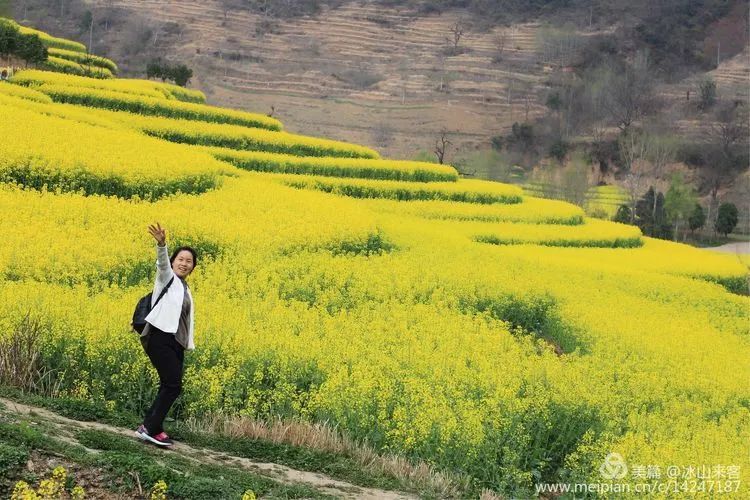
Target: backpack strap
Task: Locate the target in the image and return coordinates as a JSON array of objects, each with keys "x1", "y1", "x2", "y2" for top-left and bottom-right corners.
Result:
[{"x1": 151, "y1": 276, "x2": 175, "y2": 311}]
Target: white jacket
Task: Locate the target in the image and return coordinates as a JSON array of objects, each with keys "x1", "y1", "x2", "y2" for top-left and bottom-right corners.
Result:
[{"x1": 144, "y1": 243, "x2": 195, "y2": 350}]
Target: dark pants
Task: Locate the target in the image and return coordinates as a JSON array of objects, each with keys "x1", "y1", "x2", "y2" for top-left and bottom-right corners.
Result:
[{"x1": 141, "y1": 326, "x2": 184, "y2": 436}]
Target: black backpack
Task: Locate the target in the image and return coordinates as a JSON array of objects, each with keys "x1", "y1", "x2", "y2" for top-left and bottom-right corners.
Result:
[{"x1": 131, "y1": 276, "x2": 174, "y2": 334}]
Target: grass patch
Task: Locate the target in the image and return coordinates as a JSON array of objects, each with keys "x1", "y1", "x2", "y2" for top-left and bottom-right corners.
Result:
[
  {"x1": 459, "y1": 291, "x2": 584, "y2": 355},
  {"x1": 0, "y1": 387, "x2": 455, "y2": 497},
  {"x1": 475, "y1": 234, "x2": 643, "y2": 249},
  {"x1": 0, "y1": 411, "x2": 328, "y2": 499}
]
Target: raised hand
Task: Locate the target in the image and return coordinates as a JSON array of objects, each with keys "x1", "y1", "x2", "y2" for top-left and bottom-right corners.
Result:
[{"x1": 147, "y1": 222, "x2": 167, "y2": 246}]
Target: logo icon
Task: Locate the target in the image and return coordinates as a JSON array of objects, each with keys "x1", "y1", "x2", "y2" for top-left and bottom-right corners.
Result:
[{"x1": 600, "y1": 452, "x2": 628, "y2": 480}]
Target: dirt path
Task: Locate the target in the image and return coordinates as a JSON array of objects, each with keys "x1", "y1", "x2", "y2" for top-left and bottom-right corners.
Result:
[
  {"x1": 703, "y1": 241, "x2": 750, "y2": 254},
  {"x1": 0, "y1": 397, "x2": 417, "y2": 500}
]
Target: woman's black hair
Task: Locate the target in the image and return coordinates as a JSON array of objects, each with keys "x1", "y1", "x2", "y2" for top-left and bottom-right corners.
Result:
[{"x1": 170, "y1": 246, "x2": 198, "y2": 270}]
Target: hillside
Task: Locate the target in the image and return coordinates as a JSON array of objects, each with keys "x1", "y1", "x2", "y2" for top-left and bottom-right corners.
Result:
[
  {"x1": 11, "y1": 0, "x2": 748, "y2": 236},
  {"x1": 0, "y1": 18, "x2": 749, "y2": 500},
  {"x1": 12, "y1": 0, "x2": 746, "y2": 160},
  {"x1": 12, "y1": 0, "x2": 575, "y2": 157}
]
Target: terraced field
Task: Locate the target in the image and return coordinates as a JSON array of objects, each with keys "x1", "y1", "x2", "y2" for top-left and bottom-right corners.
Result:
[
  {"x1": 0, "y1": 20, "x2": 748, "y2": 499},
  {"x1": 83, "y1": 0, "x2": 555, "y2": 156}
]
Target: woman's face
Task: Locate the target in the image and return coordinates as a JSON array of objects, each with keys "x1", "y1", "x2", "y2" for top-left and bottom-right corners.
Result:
[{"x1": 172, "y1": 250, "x2": 194, "y2": 279}]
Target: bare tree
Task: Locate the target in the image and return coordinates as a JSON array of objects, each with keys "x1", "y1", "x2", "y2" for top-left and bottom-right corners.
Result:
[
  {"x1": 121, "y1": 20, "x2": 154, "y2": 57},
  {"x1": 436, "y1": 53, "x2": 447, "y2": 92},
  {"x1": 446, "y1": 21, "x2": 466, "y2": 56},
  {"x1": 506, "y1": 69, "x2": 514, "y2": 120},
  {"x1": 372, "y1": 121, "x2": 394, "y2": 148},
  {"x1": 100, "y1": 0, "x2": 116, "y2": 32},
  {"x1": 646, "y1": 132, "x2": 677, "y2": 221},
  {"x1": 703, "y1": 101, "x2": 750, "y2": 227},
  {"x1": 619, "y1": 128, "x2": 651, "y2": 223},
  {"x1": 87, "y1": 10, "x2": 94, "y2": 55},
  {"x1": 535, "y1": 24, "x2": 583, "y2": 67},
  {"x1": 434, "y1": 129, "x2": 452, "y2": 164},
  {"x1": 561, "y1": 151, "x2": 591, "y2": 207},
  {"x1": 523, "y1": 93, "x2": 532, "y2": 122},
  {"x1": 492, "y1": 29, "x2": 507, "y2": 62},
  {"x1": 397, "y1": 57, "x2": 410, "y2": 104},
  {"x1": 18, "y1": 0, "x2": 29, "y2": 21},
  {"x1": 594, "y1": 51, "x2": 657, "y2": 132}
]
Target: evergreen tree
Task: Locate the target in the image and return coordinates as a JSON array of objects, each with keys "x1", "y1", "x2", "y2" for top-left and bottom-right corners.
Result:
[
  {"x1": 635, "y1": 187, "x2": 671, "y2": 239},
  {"x1": 613, "y1": 204, "x2": 632, "y2": 224},
  {"x1": 715, "y1": 203, "x2": 739, "y2": 237},
  {"x1": 688, "y1": 203, "x2": 706, "y2": 235}
]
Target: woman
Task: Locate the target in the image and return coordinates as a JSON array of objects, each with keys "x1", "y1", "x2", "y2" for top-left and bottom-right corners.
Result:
[{"x1": 135, "y1": 222, "x2": 197, "y2": 447}]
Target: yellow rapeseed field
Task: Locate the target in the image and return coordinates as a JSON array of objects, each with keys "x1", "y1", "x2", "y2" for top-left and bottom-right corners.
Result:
[
  {"x1": 41, "y1": 56, "x2": 114, "y2": 79},
  {"x1": 0, "y1": 35, "x2": 747, "y2": 498},
  {"x1": 47, "y1": 47, "x2": 119, "y2": 74},
  {"x1": 0, "y1": 102, "x2": 234, "y2": 198},
  {"x1": 14, "y1": 22, "x2": 87, "y2": 52},
  {"x1": 11, "y1": 69, "x2": 206, "y2": 103}
]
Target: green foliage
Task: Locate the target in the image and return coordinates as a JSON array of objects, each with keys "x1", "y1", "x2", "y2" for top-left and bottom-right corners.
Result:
[
  {"x1": 0, "y1": 387, "x2": 411, "y2": 497},
  {"x1": 664, "y1": 172, "x2": 698, "y2": 239},
  {"x1": 19, "y1": 34, "x2": 48, "y2": 65},
  {"x1": 715, "y1": 202, "x2": 739, "y2": 236},
  {"x1": 612, "y1": 205, "x2": 631, "y2": 224},
  {"x1": 146, "y1": 59, "x2": 193, "y2": 87},
  {"x1": 698, "y1": 78, "x2": 717, "y2": 111},
  {"x1": 0, "y1": 163, "x2": 219, "y2": 200},
  {"x1": 2, "y1": 27, "x2": 48, "y2": 66},
  {"x1": 0, "y1": 17, "x2": 18, "y2": 57},
  {"x1": 508, "y1": 122, "x2": 535, "y2": 153},
  {"x1": 0, "y1": 442, "x2": 29, "y2": 478},
  {"x1": 688, "y1": 203, "x2": 706, "y2": 233},
  {"x1": 0, "y1": 415, "x2": 327, "y2": 500},
  {"x1": 635, "y1": 187, "x2": 672, "y2": 239},
  {"x1": 179, "y1": 428, "x2": 407, "y2": 492},
  {"x1": 79, "y1": 10, "x2": 93, "y2": 34},
  {"x1": 495, "y1": 122, "x2": 540, "y2": 169},
  {"x1": 548, "y1": 139, "x2": 570, "y2": 164},
  {"x1": 476, "y1": 233, "x2": 642, "y2": 249},
  {"x1": 0, "y1": 420, "x2": 46, "y2": 449},
  {"x1": 545, "y1": 91, "x2": 562, "y2": 112},
  {"x1": 328, "y1": 230, "x2": 396, "y2": 257},
  {"x1": 171, "y1": 65, "x2": 193, "y2": 87}
]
